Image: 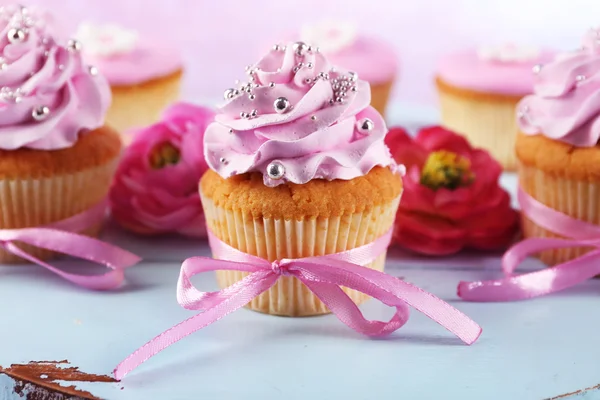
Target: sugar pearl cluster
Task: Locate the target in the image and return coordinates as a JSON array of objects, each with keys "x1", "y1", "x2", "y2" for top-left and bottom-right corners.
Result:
[
  {"x1": 0, "y1": 5, "x2": 99, "y2": 123},
  {"x1": 221, "y1": 41, "x2": 364, "y2": 123}
]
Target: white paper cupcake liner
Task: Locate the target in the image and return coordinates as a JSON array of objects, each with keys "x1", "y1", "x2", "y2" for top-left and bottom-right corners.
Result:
[
  {"x1": 201, "y1": 191, "x2": 401, "y2": 316},
  {"x1": 519, "y1": 163, "x2": 599, "y2": 265},
  {"x1": 0, "y1": 159, "x2": 118, "y2": 263}
]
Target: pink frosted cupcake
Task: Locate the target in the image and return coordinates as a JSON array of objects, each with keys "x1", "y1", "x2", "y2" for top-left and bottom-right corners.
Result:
[
  {"x1": 436, "y1": 44, "x2": 555, "y2": 170},
  {"x1": 274, "y1": 20, "x2": 398, "y2": 116},
  {"x1": 0, "y1": 5, "x2": 120, "y2": 263},
  {"x1": 201, "y1": 41, "x2": 403, "y2": 316},
  {"x1": 75, "y1": 22, "x2": 183, "y2": 136}
]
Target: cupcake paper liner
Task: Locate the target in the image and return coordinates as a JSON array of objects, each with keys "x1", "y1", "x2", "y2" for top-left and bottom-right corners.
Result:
[
  {"x1": 369, "y1": 79, "x2": 394, "y2": 118},
  {"x1": 201, "y1": 191, "x2": 401, "y2": 317},
  {"x1": 438, "y1": 82, "x2": 521, "y2": 171},
  {"x1": 0, "y1": 159, "x2": 118, "y2": 263},
  {"x1": 519, "y1": 163, "x2": 598, "y2": 266},
  {"x1": 107, "y1": 71, "x2": 182, "y2": 140}
]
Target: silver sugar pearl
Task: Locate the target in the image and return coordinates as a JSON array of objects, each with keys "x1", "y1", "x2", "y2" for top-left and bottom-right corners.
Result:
[
  {"x1": 267, "y1": 161, "x2": 285, "y2": 180},
  {"x1": 293, "y1": 41, "x2": 309, "y2": 56},
  {"x1": 14, "y1": 96, "x2": 22, "y2": 103},
  {"x1": 273, "y1": 44, "x2": 281, "y2": 51},
  {"x1": 348, "y1": 71, "x2": 358, "y2": 81},
  {"x1": 532, "y1": 64, "x2": 543, "y2": 74},
  {"x1": 306, "y1": 62, "x2": 313, "y2": 69},
  {"x1": 240, "y1": 111, "x2": 249, "y2": 119},
  {"x1": 292, "y1": 66, "x2": 299, "y2": 73},
  {"x1": 268, "y1": 82, "x2": 275, "y2": 88},
  {"x1": 249, "y1": 94, "x2": 256, "y2": 100},
  {"x1": 351, "y1": 86, "x2": 358, "y2": 92},
  {"x1": 224, "y1": 88, "x2": 236, "y2": 100},
  {"x1": 32, "y1": 105, "x2": 50, "y2": 121},
  {"x1": 7, "y1": 28, "x2": 26, "y2": 44},
  {"x1": 356, "y1": 118, "x2": 374, "y2": 134},
  {"x1": 67, "y1": 38, "x2": 82, "y2": 52},
  {"x1": 250, "y1": 109, "x2": 258, "y2": 118},
  {"x1": 310, "y1": 115, "x2": 317, "y2": 121},
  {"x1": 89, "y1": 66, "x2": 99, "y2": 76},
  {"x1": 304, "y1": 78, "x2": 312, "y2": 84},
  {"x1": 229, "y1": 129, "x2": 234, "y2": 134},
  {"x1": 328, "y1": 99, "x2": 335, "y2": 105},
  {"x1": 219, "y1": 157, "x2": 228, "y2": 164},
  {"x1": 273, "y1": 97, "x2": 291, "y2": 114}
]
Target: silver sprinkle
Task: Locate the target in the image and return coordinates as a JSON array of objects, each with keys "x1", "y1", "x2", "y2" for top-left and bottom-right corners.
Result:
[
  {"x1": 267, "y1": 161, "x2": 285, "y2": 180},
  {"x1": 268, "y1": 82, "x2": 275, "y2": 88},
  {"x1": 32, "y1": 105, "x2": 50, "y2": 121},
  {"x1": 273, "y1": 97, "x2": 291, "y2": 114},
  {"x1": 351, "y1": 86, "x2": 358, "y2": 92},
  {"x1": 7, "y1": 28, "x2": 26, "y2": 44},
  {"x1": 250, "y1": 109, "x2": 258, "y2": 118},
  {"x1": 67, "y1": 38, "x2": 82, "y2": 52},
  {"x1": 219, "y1": 157, "x2": 228, "y2": 164},
  {"x1": 273, "y1": 44, "x2": 280, "y2": 51},
  {"x1": 224, "y1": 88, "x2": 236, "y2": 100},
  {"x1": 89, "y1": 66, "x2": 99, "y2": 76},
  {"x1": 306, "y1": 62, "x2": 313, "y2": 69},
  {"x1": 249, "y1": 94, "x2": 256, "y2": 100},
  {"x1": 304, "y1": 78, "x2": 311, "y2": 84},
  {"x1": 532, "y1": 64, "x2": 543, "y2": 74},
  {"x1": 356, "y1": 118, "x2": 374, "y2": 134},
  {"x1": 229, "y1": 129, "x2": 234, "y2": 134},
  {"x1": 310, "y1": 115, "x2": 317, "y2": 121},
  {"x1": 240, "y1": 112, "x2": 249, "y2": 119}
]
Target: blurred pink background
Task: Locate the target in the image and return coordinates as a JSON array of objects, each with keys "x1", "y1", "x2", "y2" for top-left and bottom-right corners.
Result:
[{"x1": 16, "y1": 0, "x2": 600, "y2": 107}]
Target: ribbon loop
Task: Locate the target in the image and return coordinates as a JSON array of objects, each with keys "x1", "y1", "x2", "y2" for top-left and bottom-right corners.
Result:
[
  {"x1": 0, "y1": 200, "x2": 140, "y2": 290},
  {"x1": 458, "y1": 188, "x2": 600, "y2": 302},
  {"x1": 114, "y1": 228, "x2": 482, "y2": 380}
]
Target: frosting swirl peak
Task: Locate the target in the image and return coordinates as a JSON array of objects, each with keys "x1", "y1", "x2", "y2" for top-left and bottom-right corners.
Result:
[
  {"x1": 204, "y1": 42, "x2": 395, "y2": 187},
  {"x1": 0, "y1": 4, "x2": 110, "y2": 150},
  {"x1": 517, "y1": 28, "x2": 600, "y2": 147}
]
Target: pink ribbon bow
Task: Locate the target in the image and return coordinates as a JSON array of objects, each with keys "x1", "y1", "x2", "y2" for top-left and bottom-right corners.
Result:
[
  {"x1": 1, "y1": 200, "x2": 140, "y2": 290},
  {"x1": 459, "y1": 188, "x2": 600, "y2": 301},
  {"x1": 114, "y1": 228, "x2": 482, "y2": 380}
]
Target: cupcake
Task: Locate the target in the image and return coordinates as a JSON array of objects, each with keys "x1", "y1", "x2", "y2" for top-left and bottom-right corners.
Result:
[
  {"x1": 0, "y1": 5, "x2": 120, "y2": 263},
  {"x1": 436, "y1": 44, "x2": 555, "y2": 170},
  {"x1": 515, "y1": 29, "x2": 600, "y2": 266},
  {"x1": 75, "y1": 22, "x2": 183, "y2": 137},
  {"x1": 274, "y1": 21, "x2": 398, "y2": 117},
  {"x1": 201, "y1": 42, "x2": 404, "y2": 317}
]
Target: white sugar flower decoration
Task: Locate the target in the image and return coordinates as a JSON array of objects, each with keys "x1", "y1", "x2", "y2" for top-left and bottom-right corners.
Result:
[
  {"x1": 478, "y1": 43, "x2": 541, "y2": 63},
  {"x1": 300, "y1": 20, "x2": 357, "y2": 54},
  {"x1": 75, "y1": 22, "x2": 139, "y2": 57}
]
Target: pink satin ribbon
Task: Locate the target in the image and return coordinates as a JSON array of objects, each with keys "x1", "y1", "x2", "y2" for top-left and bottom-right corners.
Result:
[
  {"x1": 0, "y1": 200, "x2": 140, "y2": 290},
  {"x1": 114, "y1": 228, "x2": 482, "y2": 380},
  {"x1": 458, "y1": 188, "x2": 600, "y2": 301}
]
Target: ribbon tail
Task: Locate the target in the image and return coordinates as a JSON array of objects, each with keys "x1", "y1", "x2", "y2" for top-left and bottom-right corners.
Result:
[
  {"x1": 458, "y1": 249, "x2": 600, "y2": 302},
  {"x1": 296, "y1": 261, "x2": 482, "y2": 345},
  {"x1": 3, "y1": 239, "x2": 135, "y2": 291},
  {"x1": 302, "y1": 279, "x2": 410, "y2": 336},
  {"x1": 113, "y1": 273, "x2": 279, "y2": 380}
]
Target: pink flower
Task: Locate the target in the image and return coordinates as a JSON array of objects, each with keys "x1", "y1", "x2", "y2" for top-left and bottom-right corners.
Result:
[
  {"x1": 385, "y1": 126, "x2": 519, "y2": 256},
  {"x1": 109, "y1": 103, "x2": 215, "y2": 237}
]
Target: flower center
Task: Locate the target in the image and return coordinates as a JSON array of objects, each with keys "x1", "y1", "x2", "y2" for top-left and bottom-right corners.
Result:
[
  {"x1": 149, "y1": 142, "x2": 181, "y2": 169},
  {"x1": 420, "y1": 150, "x2": 475, "y2": 190}
]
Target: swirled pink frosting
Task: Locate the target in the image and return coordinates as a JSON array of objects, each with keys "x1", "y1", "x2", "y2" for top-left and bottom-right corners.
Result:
[
  {"x1": 204, "y1": 42, "x2": 396, "y2": 187},
  {"x1": 517, "y1": 28, "x2": 600, "y2": 146},
  {"x1": 0, "y1": 5, "x2": 110, "y2": 150}
]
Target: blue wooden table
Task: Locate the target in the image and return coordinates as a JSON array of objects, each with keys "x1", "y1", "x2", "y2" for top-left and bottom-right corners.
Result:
[{"x1": 1, "y1": 106, "x2": 599, "y2": 399}]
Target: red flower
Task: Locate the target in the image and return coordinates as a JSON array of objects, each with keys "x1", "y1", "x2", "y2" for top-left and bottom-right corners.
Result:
[{"x1": 386, "y1": 126, "x2": 519, "y2": 256}]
